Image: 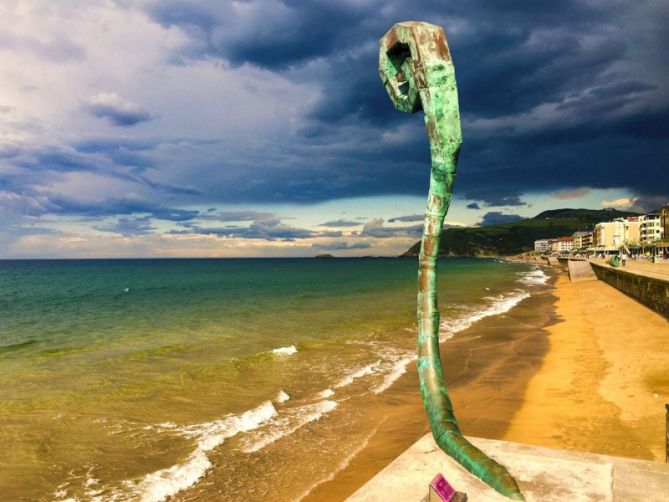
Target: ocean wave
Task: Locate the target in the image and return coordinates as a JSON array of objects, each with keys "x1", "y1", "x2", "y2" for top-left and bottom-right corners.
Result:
[
  {"x1": 272, "y1": 345, "x2": 297, "y2": 356},
  {"x1": 53, "y1": 466, "x2": 114, "y2": 502},
  {"x1": 316, "y1": 388, "x2": 334, "y2": 399},
  {"x1": 333, "y1": 362, "x2": 378, "y2": 389},
  {"x1": 517, "y1": 267, "x2": 549, "y2": 286},
  {"x1": 125, "y1": 401, "x2": 277, "y2": 502},
  {"x1": 372, "y1": 355, "x2": 416, "y2": 394},
  {"x1": 275, "y1": 390, "x2": 290, "y2": 403},
  {"x1": 241, "y1": 400, "x2": 338, "y2": 453},
  {"x1": 363, "y1": 289, "x2": 532, "y2": 396},
  {"x1": 439, "y1": 290, "x2": 530, "y2": 341},
  {"x1": 0, "y1": 339, "x2": 38, "y2": 353}
]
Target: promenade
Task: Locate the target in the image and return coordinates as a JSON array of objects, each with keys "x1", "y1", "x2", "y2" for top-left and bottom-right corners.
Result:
[{"x1": 589, "y1": 257, "x2": 669, "y2": 281}]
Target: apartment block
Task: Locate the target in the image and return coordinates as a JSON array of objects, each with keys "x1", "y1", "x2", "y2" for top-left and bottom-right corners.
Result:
[
  {"x1": 550, "y1": 237, "x2": 573, "y2": 253},
  {"x1": 534, "y1": 239, "x2": 550, "y2": 252},
  {"x1": 572, "y1": 231, "x2": 593, "y2": 249},
  {"x1": 594, "y1": 218, "x2": 640, "y2": 249},
  {"x1": 640, "y1": 214, "x2": 663, "y2": 244}
]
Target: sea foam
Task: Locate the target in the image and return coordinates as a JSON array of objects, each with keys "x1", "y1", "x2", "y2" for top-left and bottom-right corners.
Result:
[
  {"x1": 272, "y1": 345, "x2": 297, "y2": 356},
  {"x1": 351, "y1": 289, "x2": 533, "y2": 397},
  {"x1": 517, "y1": 267, "x2": 549, "y2": 286},
  {"x1": 333, "y1": 362, "x2": 378, "y2": 389},
  {"x1": 275, "y1": 390, "x2": 290, "y2": 403},
  {"x1": 241, "y1": 400, "x2": 338, "y2": 453},
  {"x1": 372, "y1": 355, "x2": 416, "y2": 394},
  {"x1": 316, "y1": 388, "x2": 335, "y2": 399},
  {"x1": 439, "y1": 290, "x2": 530, "y2": 341},
  {"x1": 125, "y1": 401, "x2": 277, "y2": 502}
]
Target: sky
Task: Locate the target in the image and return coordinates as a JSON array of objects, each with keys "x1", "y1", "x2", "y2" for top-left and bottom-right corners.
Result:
[{"x1": 1, "y1": 0, "x2": 667, "y2": 258}]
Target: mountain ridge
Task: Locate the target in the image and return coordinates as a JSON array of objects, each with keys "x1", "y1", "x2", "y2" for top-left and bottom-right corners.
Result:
[{"x1": 401, "y1": 208, "x2": 641, "y2": 257}]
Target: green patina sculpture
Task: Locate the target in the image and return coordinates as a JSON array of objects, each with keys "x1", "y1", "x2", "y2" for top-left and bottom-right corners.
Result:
[{"x1": 379, "y1": 21, "x2": 524, "y2": 500}]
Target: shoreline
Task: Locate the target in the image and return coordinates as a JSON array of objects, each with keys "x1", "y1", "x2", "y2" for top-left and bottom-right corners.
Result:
[
  {"x1": 304, "y1": 269, "x2": 557, "y2": 500},
  {"x1": 307, "y1": 269, "x2": 669, "y2": 500}
]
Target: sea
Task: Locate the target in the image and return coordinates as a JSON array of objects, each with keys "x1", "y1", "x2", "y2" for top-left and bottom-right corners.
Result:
[{"x1": 0, "y1": 258, "x2": 553, "y2": 501}]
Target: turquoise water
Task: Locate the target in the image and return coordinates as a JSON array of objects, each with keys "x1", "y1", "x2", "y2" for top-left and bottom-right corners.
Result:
[{"x1": 0, "y1": 258, "x2": 549, "y2": 501}]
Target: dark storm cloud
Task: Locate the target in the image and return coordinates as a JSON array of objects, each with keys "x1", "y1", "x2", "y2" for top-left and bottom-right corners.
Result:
[
  {"x1": 458, "y1": 105, "x2": 669, "y2": 202},
  {"x1": 144, "y1": 0, "x2": 371, "y2": 69},
  {"x1": 318, "y1": 219, "x2": 361, "y2": 227},
  {"x1": 84, "y1": 93, "x2": 153, "y2": 127},
  {"x1": 86, "y1": 106, "x2": 151, "y2": 127},
  {"x1": 0, "y1": 188, "x2": 199, "y2": 222},
  {"x1": 199, "y1": 211, "x2": 276, "y2": 222},
  {"x1": 629, "y1": 194, "x2": 669, "y2": 214},
  {"x1": 312, "y1": 241, "x2": 371, "y2": 251},
  {"x1": 388, "y1": 214, "x2": 423, "y2": 223},
  {"x1": 466, "y1": 202, "x2": 480, "y2": 210},
  {"x1": 46, "y1": 195, "x2": 200, "y2": 221},
  {"x1": 9, "y1": 139, "x2": 202, "y2": 202},
  {"x1": 479, "y1": 212, "x2": 524, "y2": 226},
  {"x1": 4, "y1": 0, "x2": 667, "y2": 241},
  {"x1": 94, "y1": 216, "x2": 156, "y2": 236},
  {"x1": 171, "y1": 218, "x2": 342, "y2": 241},
  {"x1": 75, "y1": 137, "x2": 157, "y2": 169},
  {"x1": 464, "y1": 191, "x2": 527, "y2": 207},
  {"x1": 139, "y1": 0, "x2": 668, "y2": 206},
  {"x1": 360, "y1": 218, "x2": 423, "y2": 239}
]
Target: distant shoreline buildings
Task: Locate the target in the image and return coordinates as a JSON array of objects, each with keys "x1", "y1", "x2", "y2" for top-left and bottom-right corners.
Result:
[{"x1": 534, "y1": 205, "x2": 669, "y2": 258}]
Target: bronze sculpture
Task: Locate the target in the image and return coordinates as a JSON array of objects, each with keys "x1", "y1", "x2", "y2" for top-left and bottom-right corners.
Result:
[{"x1": 379, "y1": 21, "x2": 524, "y2": 500}]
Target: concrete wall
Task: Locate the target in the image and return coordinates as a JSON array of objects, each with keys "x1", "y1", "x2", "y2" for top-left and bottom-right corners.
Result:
[
  {"x1": 590, "y1": 262, "x2": 669, "y2": 319},
  {"x1": 568, "y1": 259, "x2": 597, "y2": 282}
]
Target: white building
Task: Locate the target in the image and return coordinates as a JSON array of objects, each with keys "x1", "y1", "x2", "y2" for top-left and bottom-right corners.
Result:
[
  {"x1": 534, "y1": 239, "x2": 550, "y2": 252},
  {"x1": 640, "y1": 214, "x2": 663, "y2": 244},
  {"x1": 550, "y1": 237, "x2": 573, "y2": 253}
]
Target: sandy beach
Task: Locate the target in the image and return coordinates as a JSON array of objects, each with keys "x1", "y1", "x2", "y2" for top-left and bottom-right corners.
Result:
[
  {"x1": 307, "y1": 269, "x2": 669, "y2": 500},
  {"x1": 504, "y1": 273, "x2": 669, "y2": 461}
]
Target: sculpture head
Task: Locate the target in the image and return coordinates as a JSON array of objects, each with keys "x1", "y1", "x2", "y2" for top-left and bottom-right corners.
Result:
[{"x1": 378, "y1": 21, "x2": 453, "y2": 115}]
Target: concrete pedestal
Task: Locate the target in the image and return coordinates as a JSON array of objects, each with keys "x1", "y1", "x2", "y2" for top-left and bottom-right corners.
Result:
[{"x1": 347, "y1": 435, "x2": 669, "y2": 502}]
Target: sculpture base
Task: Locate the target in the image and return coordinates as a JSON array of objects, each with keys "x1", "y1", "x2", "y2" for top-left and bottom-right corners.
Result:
[{"x1": 349, "y1": 435, "x2": 669, "y2": 501}]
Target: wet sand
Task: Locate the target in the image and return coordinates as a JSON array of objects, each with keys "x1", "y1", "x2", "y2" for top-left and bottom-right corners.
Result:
[
  {"x1": 504, "y1": 274, "x2": 669, "y2": 461},
  {"x1": 305, "y1": 280, "x2": 556, "y2": 501}
]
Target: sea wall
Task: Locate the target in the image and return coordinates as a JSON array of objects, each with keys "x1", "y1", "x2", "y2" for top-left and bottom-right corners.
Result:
[{"x1": 590, "y1": 263, "x2": 669, "y2": 319}]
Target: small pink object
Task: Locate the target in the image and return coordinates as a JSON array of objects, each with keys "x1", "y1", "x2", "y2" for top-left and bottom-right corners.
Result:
[{"x1": 430, "y1": 473, "x2": 456, "y2": 501}]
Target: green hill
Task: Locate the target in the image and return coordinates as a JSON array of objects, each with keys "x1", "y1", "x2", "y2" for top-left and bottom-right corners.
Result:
[
  {"x1": 401, "y1": 208, "x2": 640, "y2": 257},
  {"x1": 532, "y1": 208, "x2": 639, "y2": 224}
]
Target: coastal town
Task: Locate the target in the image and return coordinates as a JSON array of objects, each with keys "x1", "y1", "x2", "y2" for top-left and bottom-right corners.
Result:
[{"x1": 534, "y1": 205, "x2": 669, "y2": 260}]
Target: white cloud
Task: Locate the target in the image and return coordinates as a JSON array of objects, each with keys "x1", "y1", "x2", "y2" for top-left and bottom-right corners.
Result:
[
  {"x1": 0, "y1": 2, "x2": 315, "y2": 143},
  {"x1": 600, "y1": 197, "x2": 633, "y2": 207}
]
